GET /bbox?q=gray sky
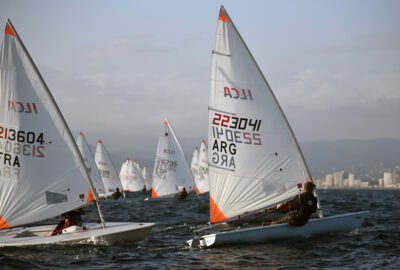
[1,0,400,167]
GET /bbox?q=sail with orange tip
[207,6,311,223]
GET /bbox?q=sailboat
[76,132,105,197]
[151,119,194,198]
[196,140,210,194]
[187,6,368,248]
[0,19,154,246]
[142,165,153,191]
[119,159,145,192]
[95,139,125,198]
[190,146,199,192]
[133,160,146,190]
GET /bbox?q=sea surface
[0,189,399,269]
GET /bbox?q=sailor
[111,187,122,200]
[51,208,84,235]
[175,187,189,200]
[266,182,318,226]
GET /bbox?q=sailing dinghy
[151,119,194,198]
[190,146,199,192]
[95,140,125,198]
[187,6,368,248]
[0,20,153,247]
[119,159,145,192]
[76,132,105,197]
[142,165,153,191]
[196,140,210,195]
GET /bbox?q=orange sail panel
[0,216,10,229]
[210,196,226,223]
[151,188,159,198]
[86,188,94,203]
[218,10,228,22]
[4,22,15,36]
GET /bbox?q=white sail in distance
[76,132,105,195]
[208,7,314,223]
[133,160,145,187]
[119,159,145,192]
[0,20,97,229]
[196,140,210,194]
[190,147,199,192]
[142,166,152,191]
[95,140,123,196]
[151,119,194,198]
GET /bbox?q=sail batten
[208,6,319,223]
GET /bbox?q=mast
[219,6,323,217]
[6,19,107,227]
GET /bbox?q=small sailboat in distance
[190,146,199,193]
[187,6,368,248]
[0,19,153,246]
[142,165,153,191]
[196,140,210,195]
[151,119,194,198]
[95,139,125,198]
[119,159,145,192]
[76,132,105,197]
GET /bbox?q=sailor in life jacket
[268,182,318,226]
[175,187,189,200]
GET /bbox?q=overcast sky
[1,0,399,167]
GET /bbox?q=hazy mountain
[301,138,400,178]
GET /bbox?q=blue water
[0,190,399,269]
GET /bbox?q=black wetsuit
[175,190,188,200]
[111,190,122,200]
[274,192,318,226]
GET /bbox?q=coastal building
[384,172,394,187]
[325,174,333,188]
[349,173,355,187]
[379,178,384,187]
[333,171,344,187]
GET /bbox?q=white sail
[196,140,210,194]
[142,166,152,191]
[119,159,145,192]
[95,140,123,196]
[76,132,105,195]
[0,20,96,229]
[151,119,194,198]
[208,7,313,223]
[133,160,145,187]
[190,147,199,192]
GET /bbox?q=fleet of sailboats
[0,6,369,248]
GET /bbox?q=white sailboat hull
[188,211,368,248]
[0,222,154,247]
